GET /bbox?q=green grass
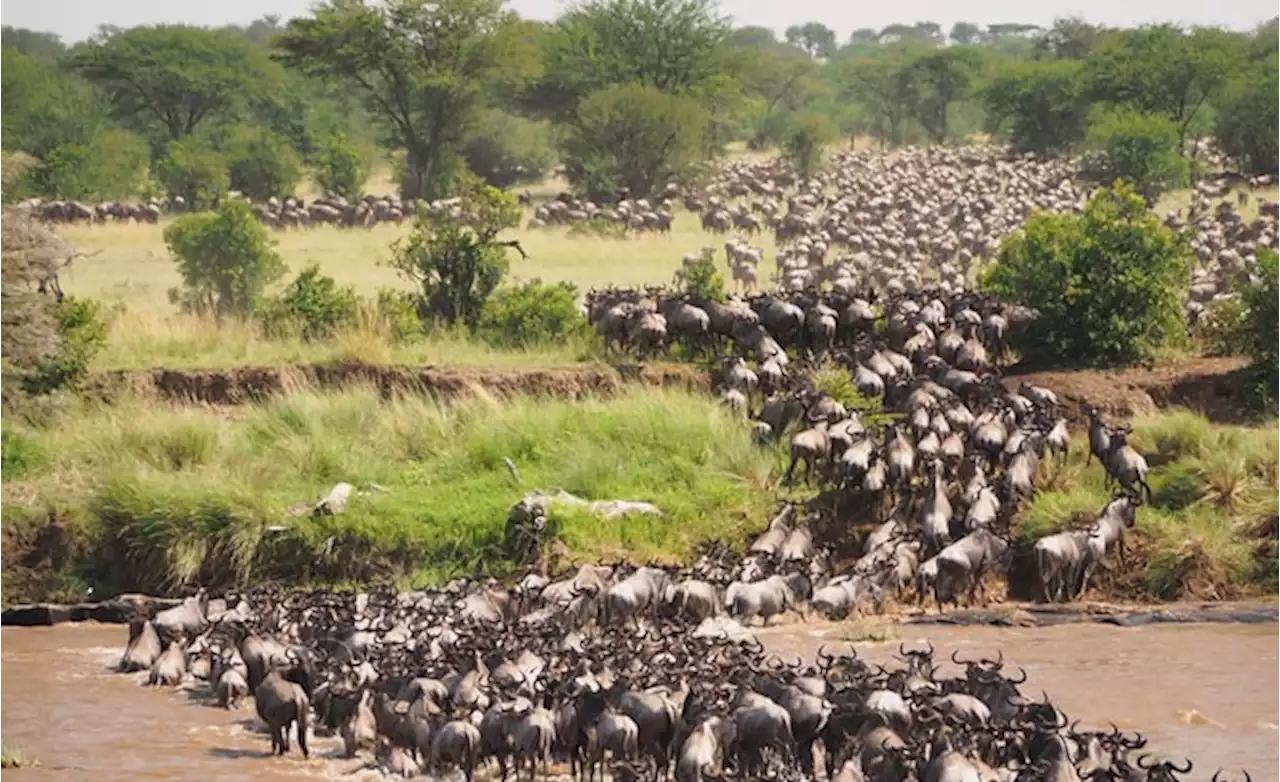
[1,386,780,599]
[1014,410,1278,600]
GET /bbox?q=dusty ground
[1006,356,1251,423]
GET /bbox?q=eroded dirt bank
[87,361,708,405]
[85,356,1251,423]
[2,620,1275,781]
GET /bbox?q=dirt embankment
[1005,356,1252,425]
[88,356,1254,423]
[88,361,708,405]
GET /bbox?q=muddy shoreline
[5,593,1274,628]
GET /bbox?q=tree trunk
[401,146,433,200]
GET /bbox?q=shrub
[780,112,837,178]
[389,176,522,329]
[1241,249,1279,405]
[224,125,303,202]
[477,280,590,348]
[374,289,425,343]
[164,200,287,318]
[1081,108,1188,202]
[1214,53,1279,175]
[257,265,360,341]
[980,181,1190,368]
[19,297,109,396]
[462,109,556,189]
[811,364,889,424]
[314,132,369,201]
[680,256,726,303]
[30,128,150,202]
[155,138,228,211]
[1191,297,1250,357]
[560,83,709,202]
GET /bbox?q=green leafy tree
[980,181,1191,368]
[981,59,1089,155]
[69,25,282,142]
[461,109,555,189]
[163,199,287,317]
[728,37,822,148]
[314,132,370,200]
[784,22,837,58]
[389,176,523,329]
[1213,53,1279,175]
[1032,16,1104,60]
[275,0,523,199]
[906,46,982,143]
[679,256,726,303]
[559,83,709,202]
[529,0,731,123]
[1082,108,1188,201]
[839,50,922,148]
[155,138,229,210]
[1084,25,1236,157]
[781,112,837,177]
[1242,249,1279,406]
[2,26,68,59]
[29,128,150,201]
[949,22,988,45]
[223,125,303,202]
[477,280,590,348]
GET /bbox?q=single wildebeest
[254,652,313,758]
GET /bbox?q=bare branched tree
[0,151,74,389]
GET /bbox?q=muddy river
[2,620,1276,780]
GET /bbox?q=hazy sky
[2,0,1274,43]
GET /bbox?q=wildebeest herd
[119,560,1242,782]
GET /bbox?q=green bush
[462,109,556,190]
[374,289,425,343]
[224,125,303,202]
[560,83,710,202]
[1081,108,1188,201]
[19,297,109,396]
[1242,249,1279,406]
[164,200,287,317]
[1214,53,1279,175]
[780,112,837,178]
[1192,297,1250,357]
[29,128,150,202]
[477,280,590,349]
[389,176,522,329]
[981,181,1191,368]
[257,265,360,341]
[155,138,229,211]
[314,132,369,201]
[680,256,727,303]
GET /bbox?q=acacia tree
[907,47,982,143]
[528,0,731,123]
[981,59,1090,155]
[69,25,280,142]
[1085,25,1236,158]
[784,22,837,58]
[275,0,523,199]
[840,52,918,148]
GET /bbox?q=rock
[2,603,72,626]
[313,482,355,517]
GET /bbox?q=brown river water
[2,620,1276,781]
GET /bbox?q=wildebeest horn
[1137,754,1155,770]
[1007,666,1027,684]
[923,640,934,657]
[1213,771,1224,782]
[951,650,969,665]
[1171,759,1193,774]
[897,642,909,659]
